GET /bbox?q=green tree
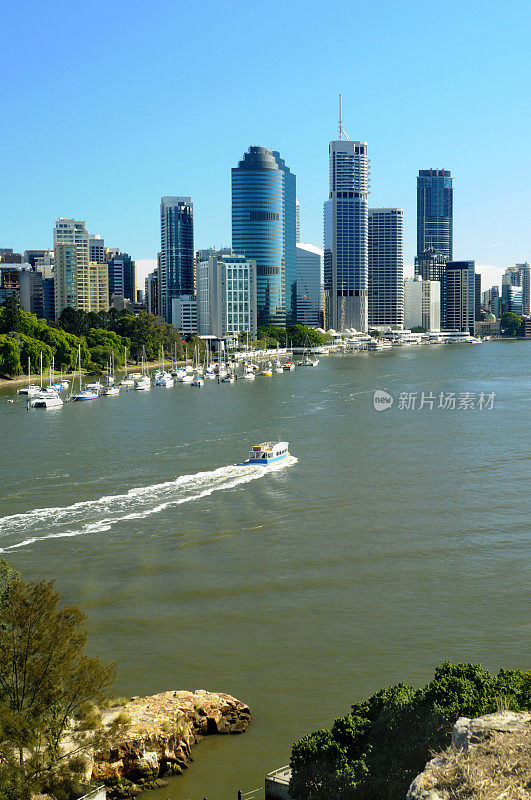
[58,308,87,337]
[0,336,22,377]
[410,326,427,333]
[0,297,22,334]
[12,333,53,374]
[289,662,530,800]
[0,561,127,800]
[500,312,524,337]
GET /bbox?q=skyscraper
[197,252,257,338]
[232,146,296,327]
[404,276,441,331]
[324,139,369,332]
[417,169,453,260]
[368,208,404,328]
[107,252,136,303]
[296,243,324,328]
[442,261,475,334]
[160,196,194,323]
[503,263,530,315]
[296,199,301,243]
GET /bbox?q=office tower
[414,247,446,282]
[514,263,530,315]
[417,169,453,260]
[232,146,296,326]
[19,269,44,317]
[324,139,369,332]
[107,251,136,303]
[501,283,523,316]
[295,243,323,327]
[145,270,158,315]
[404,276,441,331]
[0,249,22,264]
[368,208,404,328]
[0,264,28,304]
[197,252,257,338]
[442,261,475,334]
[171,295,197,335]
[89,235,105,264]
[475,273,482,320]
[54,219,108,315]
[296,200,301,243]
[160,197,194,323]
[502,266,520,286]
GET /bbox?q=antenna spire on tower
[338,93,352,141]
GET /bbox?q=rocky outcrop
[407,711,531,800]
[92,689,251,794]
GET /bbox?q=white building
[324,139,369,332]
[197,253,257,338]
[171,294,197,335]
[296,243,323,327]
[368,208,404,328]
[404,276,440,331]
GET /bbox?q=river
[0,342,529,799]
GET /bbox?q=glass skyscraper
[417,169,453,260]
[324,140,369,332]
[160,196,194,323]
[231,146,296,327]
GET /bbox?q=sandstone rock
[407,711,530,800]
[92,689,251,788]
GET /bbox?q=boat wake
[0,456,297,552]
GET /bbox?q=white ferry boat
[245,441,290,466]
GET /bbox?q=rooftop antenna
[338,93,352,141]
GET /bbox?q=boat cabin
[248,441,289,463]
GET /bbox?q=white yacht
[101,385,120,396]
[31,388,63,408]
[154,371,174,387]
[134,375,151,390]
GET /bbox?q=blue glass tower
[232,146,296,327]
[417,169,453,261]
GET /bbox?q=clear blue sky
[2,0,530,289]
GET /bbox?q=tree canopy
[500,312,524,337]
[289,662,530,800]
[257,324,331,347]
[0,560,127,800]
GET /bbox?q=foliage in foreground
[257,324,331,347]
[0,559,127,800]
[289,662,530,800]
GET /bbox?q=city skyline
[1,1,529,293]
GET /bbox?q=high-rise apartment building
[19,269,44,317]
[368,208,404,328]
[442,261,475,334]
[171,295,197,335]
[107,252,136,303]
[324,139,369,332]
[232,146,296,327]
[54,219,108,316]
[197,252,257,339]
[404,276,440,331]
[417,169,453,261]
[89,235,105,264]
[295,243,323,328]
[159,197,194,323]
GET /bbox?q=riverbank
[0,359,179,390]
